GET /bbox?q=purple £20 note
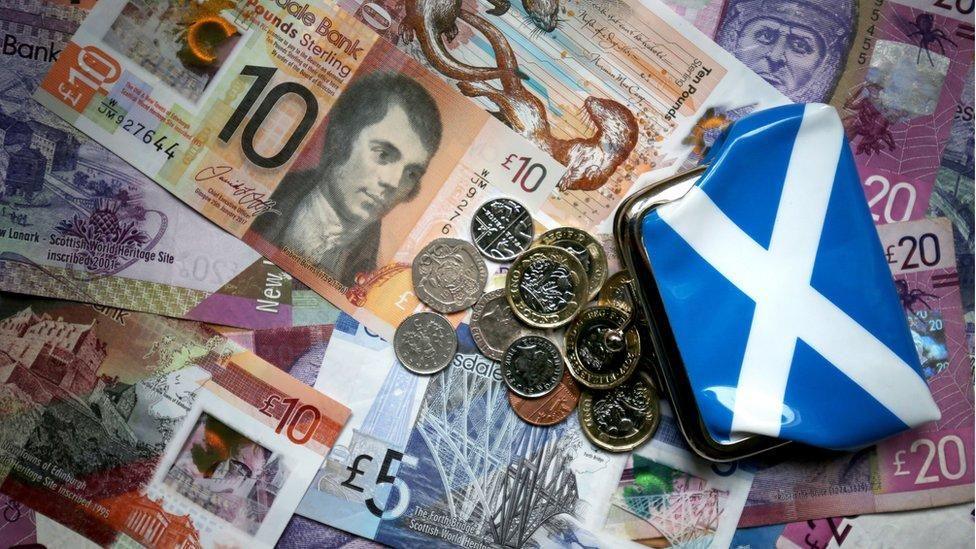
[665,0,974,227]
[874,217,974,499]
[739,217,973,526]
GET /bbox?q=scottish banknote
[0,493,101,549]
[0,0,299,330]
[663,0,974,226]
[34,0,570,340]
[339,0,788,229]
[730,502,975,548]
[221,318,389,548]
[291,313,641,547]
[739,217,974,526]
[0,295,350,548]
[927,67,974,335]
[602,412,753,548]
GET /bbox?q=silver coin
[502,335,564,398]
[470,289,530,361]
[394,312,457,375]
[470,198,534,262]
[412,238,488,313]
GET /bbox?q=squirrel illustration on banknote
[401,0,639,191]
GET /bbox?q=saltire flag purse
[615,104,940,461]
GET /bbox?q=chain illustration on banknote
[0,0,298,330]
[341,0,787,229]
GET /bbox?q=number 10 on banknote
[36,0,565,338]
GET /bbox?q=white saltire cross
[657,105,937,440]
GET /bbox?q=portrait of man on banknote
[715,0,856,103]
[252,72,443,287]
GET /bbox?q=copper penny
[507,370,581,426]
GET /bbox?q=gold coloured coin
[565,305,640,389]
[534,227,607,301]
[598,271,634,316]
[578,370,660,452]
[599,271,662,376]
[505,246,588,328]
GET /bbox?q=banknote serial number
[96,100,180,160]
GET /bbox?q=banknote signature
[195,165,281,216]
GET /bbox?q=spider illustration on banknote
[842,83,896,155]
[904,12,957,66]
[894,278,937,313]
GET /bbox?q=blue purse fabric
[640,103,940,450]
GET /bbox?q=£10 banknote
[0,0,300,330]
[33,0,567,340]
[0,294,350,548]
[338,0,789,229]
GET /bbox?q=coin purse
[615,104,941,461]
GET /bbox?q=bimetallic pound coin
[599,272,662,377]
[598,271,635,316]
[506,246,588,328]
[535,227,608,301]
[394,312,457,375]
[578,370,660,452]
[412,238,487,313]
[470,289,530,361]
[565,306,640,389]
[502,335,564,398]
[508,370,581,426]
[470,198,534,262]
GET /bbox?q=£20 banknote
[664,0,975,226]
[740,217,973,526]
[33,0,567,340]
[0,0,299,330]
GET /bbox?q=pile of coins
[393,198,661,452]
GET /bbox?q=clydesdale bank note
[0,0,298,330]
[33,0,566,340]
[0,294,351,548]
[34,0,789,338]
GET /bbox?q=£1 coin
[565,305,640,389]
[506,246,588,328]
[535,227,607,301]
[578,370,660,452]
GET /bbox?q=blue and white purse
[615,104,940,461]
